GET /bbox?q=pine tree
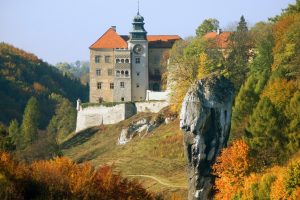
[8,119,20,147]
[20,97,40,147]
[226,15,252,90]
[246,97,287,166]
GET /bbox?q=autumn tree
[168,39,198,112]
[213,140,250,200]
[196,18,220,37]
[20,97,40,148]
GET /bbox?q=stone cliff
[180,75,235,200]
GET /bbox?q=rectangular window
[105,56,111,63]
[136,83,140,88]
[120,82,125,88]
[95,56,100,63]
[135,57,140,64]
[108,69,113,76]
[97,82,102,89]
[137,72,140,76]
[96,69,101,76]
[121,97,125,101]
[110,83,114,89]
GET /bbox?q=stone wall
[135,101,169,113]
[75,101,168,132]
[146,90,169,101]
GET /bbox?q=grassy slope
[61,113,187,198]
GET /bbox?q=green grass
[62,112,187,198]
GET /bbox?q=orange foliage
[262,78,298,109]
[269,166,287,200]
[240,173,260,199]
[213,140,250,200]
[32,82,46,92]
[0,152,153,199]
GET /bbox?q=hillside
[61,112,188,199]
[0,43,88,127]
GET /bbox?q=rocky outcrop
[117,116,164,145]
[180,75,235,200]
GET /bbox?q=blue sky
[0,0,296,64]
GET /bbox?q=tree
[226,15,253,90]
[196,18,219,37]
[8,119,20,147]
[213,140,250,200]
[47,94,77,143]
[246,97,286,166]
[20,97,40,147]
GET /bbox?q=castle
[89,11,181,103]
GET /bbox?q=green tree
[20,97,40,147]
[231,22,274,139]
[246,97,287,166]
[8,119,20,147]
[226,15,253,90]
[47,94,77,143]
[196,18,219,37]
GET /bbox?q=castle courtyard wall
[75,101,169,132]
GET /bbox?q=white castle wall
[135,101,169,113]
[75,101,169,133]
[146,90,169,101]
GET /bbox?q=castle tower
[128,11,149,101]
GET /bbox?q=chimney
[111,26,116,32]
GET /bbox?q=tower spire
[137,0,140,14]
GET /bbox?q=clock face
[133,44,144,54]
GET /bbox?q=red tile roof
[203,32,231,49]
[147,35,181,42]
[90,27,181,49]
[90,28,128,49]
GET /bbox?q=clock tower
[128,11,148,101]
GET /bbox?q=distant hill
[0,42,88,127]
[55,61,89,85]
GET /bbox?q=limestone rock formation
[180,75,235,200]
[117,118,160,145]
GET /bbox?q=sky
[0,0,296,65]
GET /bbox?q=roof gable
[90,28,128,49]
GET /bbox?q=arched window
[116,70,120,77]
[125,70,129,77]
[116,59,120,63]
[125,59,130,63]
[121,59,125,63]
[121,70,124,76]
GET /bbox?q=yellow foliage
[241,173,260,200]
[262,78,298,108]
[197,52,211,79]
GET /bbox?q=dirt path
[126,175,187,189]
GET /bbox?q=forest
[166,1,300,199]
